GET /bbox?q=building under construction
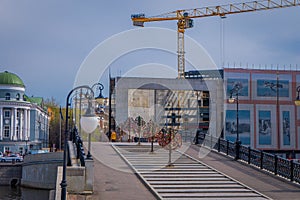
[109,67,300,159]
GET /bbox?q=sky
[0,0,299,105]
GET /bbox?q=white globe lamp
[80,116,98,134]
[80,98,98,159]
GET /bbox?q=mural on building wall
[226,78,248,96]
[225,110,250,145]
[258,110,272,145]
[282,111,291,145]
[128,89,150,108]
[257,79,289,97]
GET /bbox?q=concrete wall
[66,166,86,193]
[21,152,63,189]
[0,163,22,186]
[115,77,224,137]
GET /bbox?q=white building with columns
[0,71,49,155]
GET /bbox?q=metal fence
[197,133,300,184]
[70,127,86,166]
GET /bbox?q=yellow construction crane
[131,0,300,78]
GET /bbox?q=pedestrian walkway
[71,142,300,200]
[68,142,156,200]
[113,143,269,200]
[185,145,300,200]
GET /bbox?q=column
[13,108,18,141]
[19,110,23,140]
[27,109,30,140]
[0,107,3,140]
[45,114,49,147]
[10,108,14,140]
[24,109,28,140]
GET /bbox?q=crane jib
[131,0,300,78]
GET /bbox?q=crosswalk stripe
[113,144,270,200]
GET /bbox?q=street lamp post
[80,96,98,159]
[166,99,176,167]
[84,82,105,159]
[168,113,176,167]
[92,83,104,99]
[229,83,242,160]
[292,86,300,159]
[193,91,200,144]
[129,119,131,142]
[150,123,154,152]
[136,116,144,145]
[61,85,95,200]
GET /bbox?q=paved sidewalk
[68,142,156,200]
[185,145,300,200]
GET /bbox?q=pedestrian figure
[111,130,117,142]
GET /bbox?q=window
[19,147,24,155]
[16,126,19,138]
[17,111,20,118]
[5,93,10,100]
[16,93,20,100]
[4,126,10,138]
[4,110,10,118]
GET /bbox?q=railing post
[274,155,278,175]
[260,150,264,170]
[76,141,80,159]
[235,141,241,160]
[201,133,204,144]
[218,138,221,152]
[67,142,71,166]
[69,128,73,141]
[195,131,199,145]
[248,146,251,164]
[210,135,213,149]
[226,140,229,155]
[290,160,294,182]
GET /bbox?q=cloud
[0,0,299,104]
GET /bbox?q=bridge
[68,140,300,200]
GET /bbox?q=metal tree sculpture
[143,119,161,140]
[156,127,182,167]
[143,119,162,152]
[119,117,138,142]
[156,128,182,150]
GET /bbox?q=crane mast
[177,15,193,78]
[131,0,300,79]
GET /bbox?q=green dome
[0,71,25,87]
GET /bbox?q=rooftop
[0,71,25,87]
